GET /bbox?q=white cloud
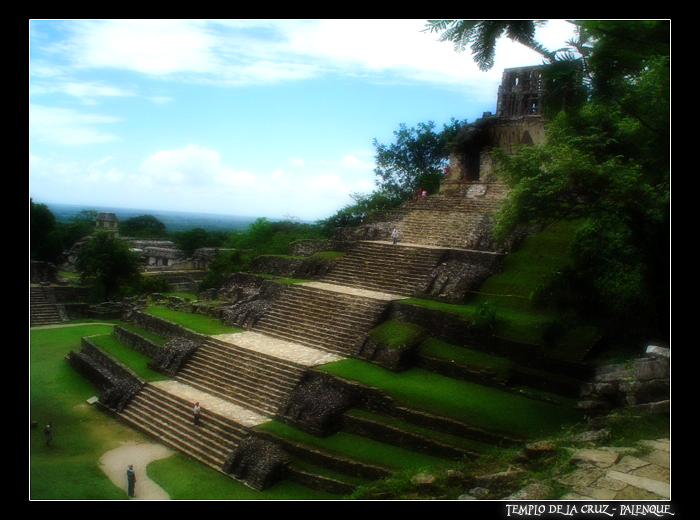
[30,80,134,105]
[67,20,220,75]
[85,156,125,183]
[216,169,257,188]
[140,144,239,186]
[339,154,372,169]
[29,19,578,221]
[31,19,576,100]
[29,104,122,146]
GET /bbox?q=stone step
[176,360,289,416]
[118,383,254,474]
[31,306,64,323]
[278,287,385,317]
[202,338,306,382]
[254,316,362,355]
[173,376,278,417]
[253,285,389,356]
[30,287,66,326]
[392,182,509,249]
[320,242,444,296]
[260,293,384,328]
[174,339,307,416]
[320,271,424,295]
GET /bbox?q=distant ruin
[95,212,120,236]
[64,211,190,272]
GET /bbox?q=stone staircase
[30,286,66,326]
[116,381,261,475]
[319,241,445,296]
[174,335,310,416]
[395,182,510,249]
[111,330,344,485]
[252,283,392,357]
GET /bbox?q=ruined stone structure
[496,66,546,118]
[443,65,546,189]
[129,240,187,268]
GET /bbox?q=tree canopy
[423,20,553,71]
[74,232,142,301]
[119,214,168,238]
[373,119,465,199]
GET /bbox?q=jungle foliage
[428,20,669,342]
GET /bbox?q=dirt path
[99,441,175,500]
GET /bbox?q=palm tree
[423,20,558,71]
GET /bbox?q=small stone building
[138,244,187,268]
[95,212,119,236]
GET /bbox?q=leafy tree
[172,227,226,257]
[74,232,142,301]
[30,200,64,263]
[120,215,168,238]
[319,118,464,234]
[373,119,465,199]
[56,209,98,250]
[317,191,401,235]
[199,249,248,293]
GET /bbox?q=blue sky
[29,19,576,222]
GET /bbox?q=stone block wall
[126,309,205,343]
[65,337,144,411]
[578,346,670,419]
[418,249,504,302]
[113,325,162,358]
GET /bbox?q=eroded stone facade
[444,65,547,187]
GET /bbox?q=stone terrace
[251,282,397,356]
[394,181,510,250]
[63,179,658,496]
[71,180,532,491]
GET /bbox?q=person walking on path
[126,464,137,498]
[193,402,201,426]
[391,228,399,245]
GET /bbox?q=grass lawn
[257,420,448,473]
[143,306,242,335]
[318,359,582,440]
[30,322,140,500]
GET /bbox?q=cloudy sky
[29,19,576,221]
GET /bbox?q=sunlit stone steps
[174,334,313,416]
[30,286,66,326]
[319,241,445,296]
[395,181,510,249]
[117,380,263,474]
[252,283,392,356]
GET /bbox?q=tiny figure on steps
[391,228,399,245]
[193,401,201,425]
